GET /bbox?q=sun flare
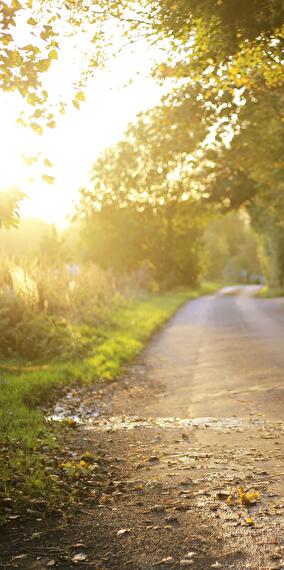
[1,38,163,226]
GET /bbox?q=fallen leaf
[72,553,87,562]
[151,504,165,513]
[80,451,95,463]
[65,417,78,428]
[154,557,175,566]
[117,528,131,537]
[165,516,178,524]
[239,487,260,506]
[31,532,42,540]
[148,456,160,463]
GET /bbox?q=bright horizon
[1,34,165,227]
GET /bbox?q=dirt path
[2,287,284,569]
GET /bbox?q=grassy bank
[0,284,217,513]
[257,286,284,298]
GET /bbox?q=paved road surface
[143,285,284,421]
[3,286,284,570]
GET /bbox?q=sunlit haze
[1,40,164,226]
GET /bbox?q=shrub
[0,255,149,361]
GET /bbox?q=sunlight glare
[1,34,164,226]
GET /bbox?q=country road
[3,286,284,570]
[140,285,284,422]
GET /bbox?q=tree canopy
[76,0,283,284]
[1,0,284,285]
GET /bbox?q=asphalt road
[3,286,284,570]
[142,285,284,422]
[91,285,284,570]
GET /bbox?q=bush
[0,255,149,361]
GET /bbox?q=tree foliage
[76,0,284,286]
[1,0,284,286]
[0,187,25,228]
[204,212,261,282]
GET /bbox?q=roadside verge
[0,283,218,520]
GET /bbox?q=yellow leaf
[42,174,55,184]
[76,90,85,102]
[72,99,80,110]
[80,451,95,463]
[238,488,260,506]
[27,92,39,105]
[27,17,37,25]
[30,122,43,135]
[23,44,37,52]
[47,120,56,129]
[245,491,260,503]
[48,49,58,60]
[59,103,66,115]
[23,154,38,165]
[12,0,23,9]
[37,59,51,72]
[17,117,26,126]
[246,517,254,526]
[44,158,53,168]
[2,34,13,46]
[65,417,77,427]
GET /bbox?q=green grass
[257,286,284,298]
[0,284,219,510]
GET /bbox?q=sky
[0,20,164,226]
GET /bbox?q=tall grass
[0,255,218,514]
[0,255,154,361]
[0,288,205,513]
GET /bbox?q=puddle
[49,387,102,423]
[49,406,101,423]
